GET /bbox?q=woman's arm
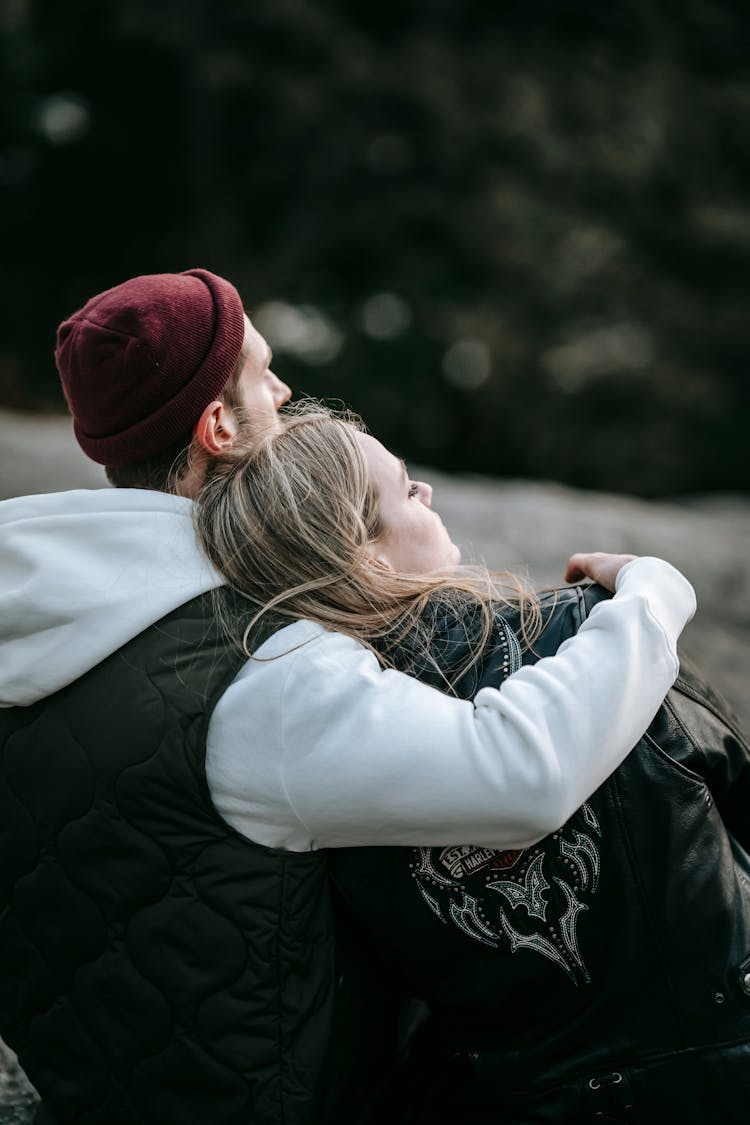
[208,556,695,850]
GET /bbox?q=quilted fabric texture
[0,593,334,1125]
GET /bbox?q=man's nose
[271,373,292,407]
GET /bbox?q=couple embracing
[1,269,748,1125]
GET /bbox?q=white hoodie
[0,488,696,851]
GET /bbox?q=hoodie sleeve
[208,557,695,851]
[277,558,694,848]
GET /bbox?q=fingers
[565,552,604,583]
[565,552,637,592]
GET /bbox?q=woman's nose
[420,482,433,508]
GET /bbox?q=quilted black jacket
[0,592,338,1125]
[332,585,750,1124]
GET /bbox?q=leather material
[332,585,750,1123]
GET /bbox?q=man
[0,269,694,1125]
[64,268,292,491]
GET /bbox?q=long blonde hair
[195,401,540,691]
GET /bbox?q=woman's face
[356,432,461,573]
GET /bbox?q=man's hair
[194,401,541,691]
[105,349,246,492]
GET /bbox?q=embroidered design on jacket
[487,851,549,920]
[408,803,602,984]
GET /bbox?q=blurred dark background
[1,0,748,497]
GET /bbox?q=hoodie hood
[0,488,223,707]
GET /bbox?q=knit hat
[55,268,246,466]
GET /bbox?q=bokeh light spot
[441,339,492,391]
[36,94,91,145]
[252,301,343,366]
[360,292,412,340]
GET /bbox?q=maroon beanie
[55,268,246,466]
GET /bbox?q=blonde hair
[195,401,540,692]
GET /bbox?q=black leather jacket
[331,585,750,1125]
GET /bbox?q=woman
[195,401,691,852]
[192,403,750,1123]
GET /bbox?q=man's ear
[193,400,239,455]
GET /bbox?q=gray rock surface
[0,1042,36,1124]
[427,465,749,728]
[1,408,748,1119]
[4,408,743,718]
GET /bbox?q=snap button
[739,956,750,995]
[589,1072,622,1090]
[714,991,725,1005]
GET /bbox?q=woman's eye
[408,482,419,498]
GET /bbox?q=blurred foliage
[1,0,748,496]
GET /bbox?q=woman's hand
[565,552,638,593]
